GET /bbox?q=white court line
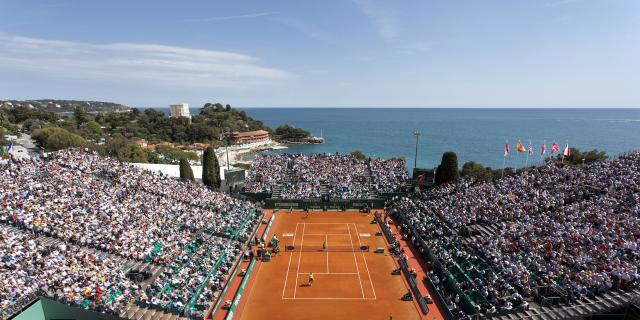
[293,223,305,298]
[282,223,299,299]
[325,234,329,273]
[304,233,350,236]
[297,222,354,224]
[353,223,362,246]
[297,272,359,275]
[283,297,376,300]
[348,224,365,299]
[354,223,377,300]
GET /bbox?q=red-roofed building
[228,130,269,145]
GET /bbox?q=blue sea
[151,108,640,169]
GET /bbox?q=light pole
[225,132,230,171]
[413,131,421,170]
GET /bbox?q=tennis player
[308,272,315,286]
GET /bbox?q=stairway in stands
[466,223,501,243]
[626,302,640,320]
[320,184,329,197]
[363,166,378,199]
[496,288,640,320]
[272,170,300,199]
[272,184,282,198]
[367,187,379,199]
[120,305,192,320]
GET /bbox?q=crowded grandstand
[386,152,640,318]
[245,153,410,199]
[2,148,640,319]
[1,149,261,319]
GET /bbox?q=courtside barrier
[260,213,276,243]
[225,258,256,320]
[264,198,386,210]
[424,273,456,320]
[239,192,272,202]
[374,213,429,315]
[398,258,430,315]
[208,255,244,317]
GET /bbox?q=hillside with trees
[0,102,312,164]
[0,99,129,113]
[94,103,271,144]
[273,124,311,143]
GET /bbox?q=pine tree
[179,158,194,181]
[202,145,220,188]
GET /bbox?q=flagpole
[519,140,524,170]
[525,140,529,168]
[501,140,507,178]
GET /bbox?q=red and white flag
[564,142,571,157]
[527,141,533,156]
[541,140,547,156]
[551,141,560,154]
[504,142,510,157]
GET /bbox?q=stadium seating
[386,152,640,318]
[0,149,261,319]
[245,153,408,199]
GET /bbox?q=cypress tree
[179,158,194,181]
[212,149,221,189]
[202,145,220,189]
[435,151,460,185]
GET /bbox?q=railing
[423,276,456,320]
[186,209,262,315]
[205,210,266,319]
[0,292,39,320]
[393,211,481,317]
[207,254,244,318]
[374,213,429,315]
[261,213,275,243]
[224,258,257,320]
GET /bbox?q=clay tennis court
[237,211,422,319]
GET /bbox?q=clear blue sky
[0,0,638,108]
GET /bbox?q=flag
[551,141,560,154]
[564,142,571,157]
[516,141,526,153]
[504,142,509,157]
[527,141,533,156]
[541,140,547,156]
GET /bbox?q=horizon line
[137,105,640,109]
[238,106,640,109]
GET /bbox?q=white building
[169,103,191,119]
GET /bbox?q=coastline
[215,139,287,168]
